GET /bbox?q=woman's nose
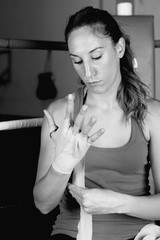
[84,62,95,79]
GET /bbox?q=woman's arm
[33,94,104,214]
[123,99,160,220]
[68,184,160,219]
[33,98,71,214]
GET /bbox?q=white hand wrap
[73,158,93,240]
[52,125,90,174]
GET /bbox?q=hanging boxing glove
[36,50,57,100]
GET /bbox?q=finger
[43,109,58,138]
[134,233,141,240]
[68,184,85,205]
[134,224,160,240]
[72,105,88,135]
[65,94,74,125]
[68,184,84,196]
[81,116,97,136]
[134,232,148,240]
[143,235,157,240]
[135,233,156,240]
[71,193,82,206]
[43,109,55,127]
[68,184,80,199]
[88,128,105,144]
[68,183,81,192]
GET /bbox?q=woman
[33,6,160,240]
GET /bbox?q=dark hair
[65,6,150,124]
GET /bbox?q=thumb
[43,109,58,138]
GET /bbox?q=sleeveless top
[51,86,152,240]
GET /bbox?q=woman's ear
[116,37,125,58]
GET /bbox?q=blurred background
[0,0,160,118]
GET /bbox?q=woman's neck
[85,87,119,111]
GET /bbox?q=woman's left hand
[68,183,121,215]
[134,223,160,240]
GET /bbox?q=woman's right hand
[44,94,105,174]
[134,223,160,240]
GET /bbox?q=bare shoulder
[145,98,160,136]
[146,98,160,119]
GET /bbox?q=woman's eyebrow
[69,53,79,57]
[69,47,103,57]
[89,47,103,54]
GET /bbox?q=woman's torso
[51,86,152,240]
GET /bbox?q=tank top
[51,86,152,240]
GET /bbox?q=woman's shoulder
[144,98,160,137]
[146,97,160,118]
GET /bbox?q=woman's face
[68,26,125,94]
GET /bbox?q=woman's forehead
[68,26,111,53]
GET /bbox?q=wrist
[103,190,130,214]
[52,161,72,175]
[52,154,74,174]
[113,191,132,214]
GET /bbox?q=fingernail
[43,109,48,117]
[91,116,96,123]
[68,94,72,100]
[82,105,88,111]
[67,183,71,188]
[100,128,105,134]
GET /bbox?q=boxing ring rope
[0,39,69,131]
[0,39,68,50]
[0,38,160,50]
[0,37,160,131]
[0,117,43,131]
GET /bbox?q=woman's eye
[74,60,83,65]
[92,55,102,60]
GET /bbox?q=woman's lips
[89,80,103,85]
